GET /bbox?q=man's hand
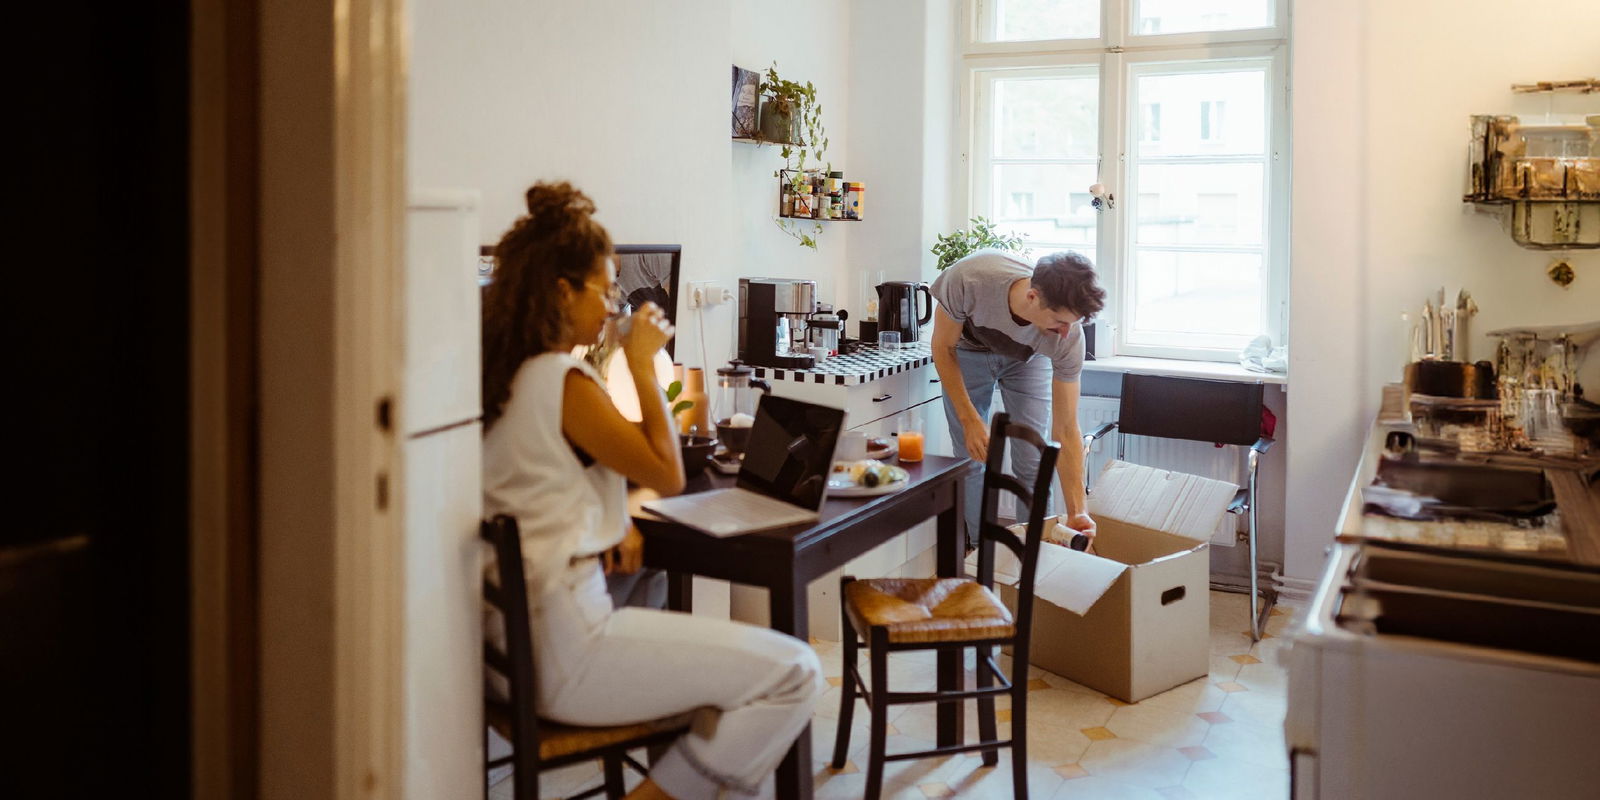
[603,524,645,575]
[1063,512,1097,543]
[960,416,990,462]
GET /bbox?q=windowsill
[1083,355,1288,385]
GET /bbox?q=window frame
[960,0,1290,363]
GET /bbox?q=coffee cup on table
[837,430,868,462]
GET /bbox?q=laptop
[643,394,845,537]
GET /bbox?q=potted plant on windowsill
[930,216,1030,271]
[760,62,829,250]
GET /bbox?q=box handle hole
[1160,586,1186,606]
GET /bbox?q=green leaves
[931,216,1031,271]
[765,60,830,251]
[665,380,683,402]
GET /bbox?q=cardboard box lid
[1088,460,1237,543]
[966,460,1233,615]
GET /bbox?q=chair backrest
[973,413,1060,646]
[1118,373,1264,447]
[481,515,540,800]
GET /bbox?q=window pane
[1134,0,1272,35]
[994,0,1100,41]
[992,164,1100,247]
[1133,163,1264,246]
[1129,249,1262,339]
[994,76,1098,158]
[1134,69,1266,158]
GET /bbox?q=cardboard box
[975,461,1232,702]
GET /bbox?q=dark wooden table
[631,454,978,800]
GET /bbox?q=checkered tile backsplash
[750,341,933,386]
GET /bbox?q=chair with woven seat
[481,515,690,800]
[831,413,1060,799]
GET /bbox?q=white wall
[409,0,866,374]
[1287,0,1600,584]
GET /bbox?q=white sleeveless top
[482,352,628,596]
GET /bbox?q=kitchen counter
[1337,419,1600,567]
[750,341,932,386]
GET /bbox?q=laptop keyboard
[655,488,814,535]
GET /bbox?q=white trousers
[532,561,823,798]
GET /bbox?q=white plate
[865,438,898,460]
[827,463,910,498]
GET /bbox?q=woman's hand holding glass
[621,302,674,364]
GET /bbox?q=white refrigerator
[402,190,484,799]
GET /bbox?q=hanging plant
[761,62,829,250]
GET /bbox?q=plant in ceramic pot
[930,216,1030,271]
[760,62,829,250]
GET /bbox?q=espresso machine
[738,278,818,369]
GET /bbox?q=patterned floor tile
[1078,737,1194,789]
[1028,687,1118,730]
[1051,774,1169,799]
[1081,726,1118,741]
[1215,681,1249,693]
[1105,703,1212,748]
[1137,678,1228,715]
[1177,746,1216,761]
[1182,755,1289,800]
[1054,763,1090,780]
[1195,711,1231,725]
[1200,714,1288,771]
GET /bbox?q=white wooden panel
[404,191,481,434]
[403,424,482,798]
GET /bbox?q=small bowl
[680,435,718,479]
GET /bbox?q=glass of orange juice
[897,408,925,463]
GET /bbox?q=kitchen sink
[1337,547,1600,663]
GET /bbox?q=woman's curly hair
[481,182,613,431]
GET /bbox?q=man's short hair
[1032,251,1106,319]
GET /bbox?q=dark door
[8,3,192,798]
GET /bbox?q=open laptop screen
[735,395,844,512]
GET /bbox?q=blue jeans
[942,347,1054,547]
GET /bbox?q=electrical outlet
[687,280,725,309]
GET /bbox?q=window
[965,0,1288,361]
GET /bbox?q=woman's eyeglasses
[584,280,625,315]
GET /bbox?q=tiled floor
[493,591,1294,799]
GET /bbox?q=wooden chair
[481,515,689,800]
[1082,372,1277,639]
[831,413,1060,799]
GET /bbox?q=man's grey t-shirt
[930,249,1085,382]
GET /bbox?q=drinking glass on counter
[877,330,901,351]
[897,407,924,463]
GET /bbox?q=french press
[713,361,771,457]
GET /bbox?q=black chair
[831,413,1059,799]
[480,515,689,800]
[1082,373,1277,640]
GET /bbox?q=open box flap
[966,460,1232,615]
[967,531,1129,614]
[1088,460,1237,544]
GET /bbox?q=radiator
[1078,396,1243,546]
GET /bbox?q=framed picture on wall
[731,65,759,138]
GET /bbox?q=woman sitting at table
[482,181,822,800]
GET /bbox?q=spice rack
[777,168,864,223]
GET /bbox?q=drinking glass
[897,407,925,463]
[877,330,902,351]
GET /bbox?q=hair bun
[524,181,596,226]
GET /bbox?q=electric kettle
[876,281,933,343]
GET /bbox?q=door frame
[192,0,407,796]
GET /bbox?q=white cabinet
[753,364,949,640]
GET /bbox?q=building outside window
[965,0,1289,361]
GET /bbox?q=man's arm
[1051,377,1095,538]
[931,306,989,461]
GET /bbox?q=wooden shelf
[777,215,859,222]
[732,136,806,147]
